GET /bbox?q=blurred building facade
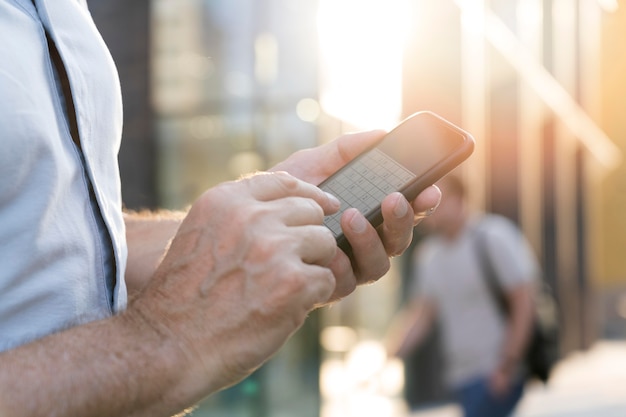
[401,0,623,355]
[89,0,626,416]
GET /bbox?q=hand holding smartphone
[319,111,475,253]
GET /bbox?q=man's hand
[489,362,516,397]
[271,130,442,301]
[127,172,341,402]
[0,133,440,417]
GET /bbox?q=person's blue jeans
[452,375,525,417]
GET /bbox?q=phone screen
[319,111,474,250]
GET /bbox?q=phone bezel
[319,111,475,253]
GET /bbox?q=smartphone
[319,111,475,253]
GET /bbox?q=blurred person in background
[0,0,442,416]
[387,175,537,417]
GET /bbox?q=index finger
[242,171,340,215]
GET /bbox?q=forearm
[124,210,185,295]
[386,300,434,359]
[499,285,534,370]
[0,311,197,417]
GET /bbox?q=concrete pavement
[410,341,626,417]
[515,341,626,417]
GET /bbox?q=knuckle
[208,179,239,199]
[245,203,270,223]
[304,198,325,223]
[193,182,236,214]
[248,231,286,260]
[272,266,307,302]
[273,171,299,190]
[321,227,338,252]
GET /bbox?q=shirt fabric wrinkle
[0,0,128,352]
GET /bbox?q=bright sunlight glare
[320,340,406,417]
[597,0,619,13]
[317,0,411,130]
[455,0,621,169]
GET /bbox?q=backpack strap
[472,221,510,317]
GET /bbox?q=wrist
[498,352,521,374]
[120,299,208,413]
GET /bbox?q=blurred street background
[88,0,626,415]
[411,341,626,417]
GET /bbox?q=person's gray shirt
[412,214,538,387]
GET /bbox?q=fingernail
[393,195,409,218]
[349,212,368,233]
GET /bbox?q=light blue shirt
[0,0,128,351]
